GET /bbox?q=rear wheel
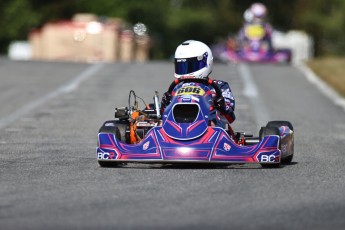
[259,126,281,168]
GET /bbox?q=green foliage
[164,7,216,56]
[1,0,345,57]
[292,0,345,55]
[0,0,40,52]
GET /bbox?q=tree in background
[0,0,40,53]
[0,0,344,58]
[292,0,345,56]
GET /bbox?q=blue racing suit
[208,79,236,127]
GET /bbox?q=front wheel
[266,120,294,164]
[98,120,127,167]
[98,161,126,168]
[99,120,128,143]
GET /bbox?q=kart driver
[238,3,273,51]
[161,40,236,128]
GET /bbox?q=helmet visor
[175,52,208,75]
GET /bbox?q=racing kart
[97,78,294,168]
[213,23,291,63]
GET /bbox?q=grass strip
[307,57,345,97]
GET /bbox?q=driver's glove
[214,96,226,113]
[161,92,172,108]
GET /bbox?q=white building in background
[8,41,32,60]
[272,30,314,63]
[8,14,151,63]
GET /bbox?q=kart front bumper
[97,127,281,165]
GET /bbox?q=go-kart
[214,23,291,63]
[97,78,294,168]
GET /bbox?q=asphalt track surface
[1,58,345,230]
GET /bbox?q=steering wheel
[167,78,223,100]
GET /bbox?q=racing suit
[161,78,235,128]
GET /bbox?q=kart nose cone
[162,103,208,140]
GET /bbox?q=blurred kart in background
[213,23,292,64]
[96,78,294,168]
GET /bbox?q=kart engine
[134,118,159,140]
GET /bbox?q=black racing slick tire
[259,126,280,139]
[99,120,128,143]
[266,120,293,131]
[266,121,294,164]
[98,120,127,168]
[98,161,121,168]
[259,126,281,168]
[99,124,121,139]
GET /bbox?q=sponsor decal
[98,152,108,159]
[97,152,117,160]
[143,141,150,150]
[182,82,195,87]
[98,152,116,160]
[223,142,231,151]
[281,143,288,154]
[176,86,205,96]
[260,154,277,162]
[181,96,192,102]
[222,89,233,99]
[176,59,186,62]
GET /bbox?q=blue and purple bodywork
[221,46,291,64]
[97,83,282,165]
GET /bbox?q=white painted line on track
[0,63,105,130]
[295,62,345,113]
[237,63,271,130]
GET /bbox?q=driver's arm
[213,80,236,123]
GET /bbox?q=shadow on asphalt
[97,161,298,170]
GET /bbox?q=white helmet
[243,9,254,23]
[174,40,213,79]
[250,3,267,19]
